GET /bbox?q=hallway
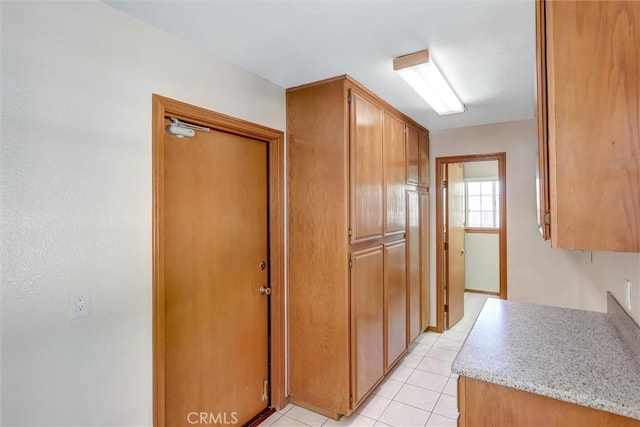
[261,293,492,426]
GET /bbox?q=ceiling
[104,0,536,131]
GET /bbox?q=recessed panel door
[385,241,408,369]
[350,91,384,244]
[407,190,421,343]
[351,246,384,406]
[384,112,406,236]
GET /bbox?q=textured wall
[0,1,284,425]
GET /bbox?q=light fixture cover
[393,50,465,115]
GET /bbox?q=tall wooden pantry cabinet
[287,75,430,418]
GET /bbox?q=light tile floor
[260,293,491,427]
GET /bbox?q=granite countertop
[451,298,640,420]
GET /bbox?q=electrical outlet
[69,288,91,319]
[625,280,632,311]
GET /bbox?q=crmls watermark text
[187,411,239,425]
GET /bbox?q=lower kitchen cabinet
[458,376,640,427]
[350,246,385,406]
[384,241,407,370]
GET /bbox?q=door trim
[434,153,507,333]
[152,95,286,426]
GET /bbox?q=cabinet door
[535,0,551,241]
[351,246,384,406]
[350,91,384,244]
[418,130,430,188]
[544,1,640,251]
[419,191,430,331]
[406,124,419,186]
[384,241,407,369]
[384,112,407,236]
[406,190,421,344]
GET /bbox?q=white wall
[430,120,579,322]
[429,120,640,325]
[1,2,285,425]
[463,160,498,179]
[576,251,640,323]
[464,233,500,293]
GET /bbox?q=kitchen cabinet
[384,112,407,236]
[351,92,384,244]
[418,131,430,188]
[453,297,640,426]
[384,241,407,370]
[287,75,429,417]
[419,190,430,332]
[536,0,640,252]
[406,123,430,188]
[406,124,420,186]
[458,376,640,427]
[407,189,430,343]
[406,190,421,343]
[350,246,384,406]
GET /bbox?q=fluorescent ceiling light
[393,50,465,115]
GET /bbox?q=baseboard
[465,289,499,296]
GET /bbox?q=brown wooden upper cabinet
[418,130,429,188]
[419,130,430,188]
[384,112,407,236]
[406,124,420,186]
[536,0,640,252]
[406,123,430,189]
[350,91,384,244]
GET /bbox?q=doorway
[435,153,507,332]
[152,95,285,426]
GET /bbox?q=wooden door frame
[152,94,286,426]
[434,153,507,333]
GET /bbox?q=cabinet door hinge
[349,260,353,268]
[544,211,551,225]
[349,395,353,404]
[444,241,448,250]
[443,180,448,188]
[347,94,352,104]
[444,304,449,313]
[348,228,353,237]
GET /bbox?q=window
[466,180,499,228]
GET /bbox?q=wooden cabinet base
[458,376,640,427]
[289,397,341,420]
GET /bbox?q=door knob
[259,286,272,296]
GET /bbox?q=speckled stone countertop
[451,299,640,420]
